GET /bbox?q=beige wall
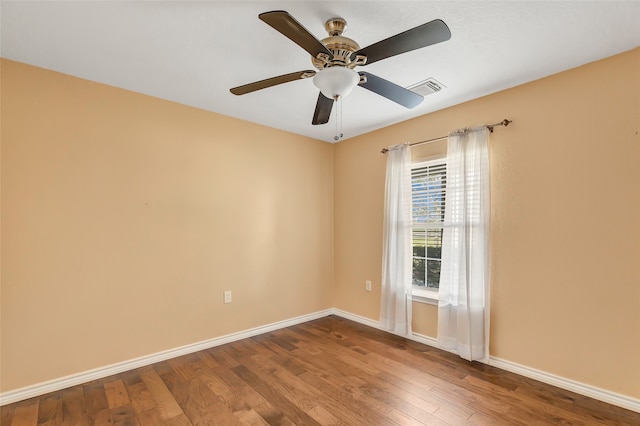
[2,47,639,401]
[0,60,334,392]
[334,47,640,398]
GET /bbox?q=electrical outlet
[365,280,372,292]
[224,291,232,304]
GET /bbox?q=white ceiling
[2,1,639,143]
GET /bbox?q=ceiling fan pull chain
[334,95,340,141]
[333,95,345,141]
[340,98,344,139]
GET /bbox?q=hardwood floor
[2,315,638,425]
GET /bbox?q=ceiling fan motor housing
[312,18,366,69]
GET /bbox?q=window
[411,159,446,296]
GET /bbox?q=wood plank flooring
[2,315,639,425]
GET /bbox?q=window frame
[410,155,447,305]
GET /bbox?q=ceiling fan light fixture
[313,67,359,99]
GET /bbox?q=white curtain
[437,127,491,361]
[380,143,412,335]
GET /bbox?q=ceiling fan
[230,11,451,125]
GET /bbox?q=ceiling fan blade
[259,11,333,60]
[230,70,316,95]
[352,19,451,66]
[358,72,423,108]
[312,92,334,125]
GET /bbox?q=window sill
[412,287,439,305]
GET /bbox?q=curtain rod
[380,119,512,154]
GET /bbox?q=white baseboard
[488,356,640,413]
[331,308,442,350]
[3,307,639,414]
[331,308,381,329]
[330,309,640,413]
[0,309,333,406]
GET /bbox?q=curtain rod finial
[488,119,512,133]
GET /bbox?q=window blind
[411,162,446,225]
